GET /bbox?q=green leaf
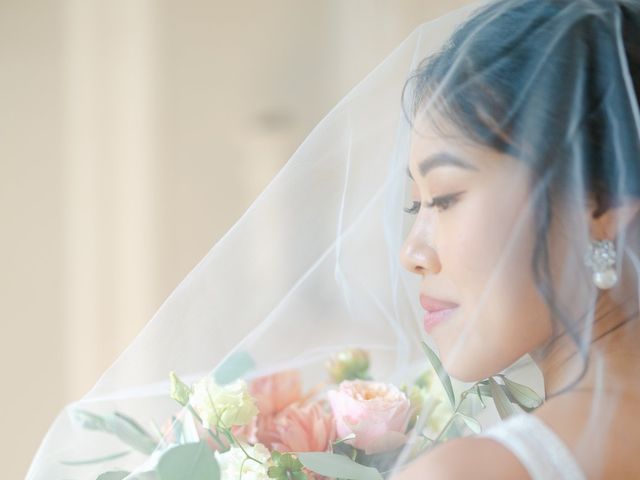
[178,410,202,444]
[105,411,158,455]
[268,466,284,479]
[71,409,108,431]
[455,412,482,434]
[71,409,158,456]
[421,341,455,408]
[475,384,486,408]
[474,384,516,403]
[97,472,130,480]
[332,433,356,446]
[214,350,255,385]
[127,472,159,480]
[60,450,131,466]
[473,379,542,413]
[500,376,544,410]
[296,452,383,480]
[268,453,305,480]
[279,454,303,471]
[157,441,220,480]
[488,377,516,420]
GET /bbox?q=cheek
[434,193,552,380]
[436,192,519,277]
[437,190,546,330]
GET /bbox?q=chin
[440,351,508,383]
[446,364,490,383]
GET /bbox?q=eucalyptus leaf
[214,350,255,385]
[296,452,383,480]
[474,384,517,404]
[501,376,544,409]
[60,450,131,466]
[168,415,184,445]
[332,433,356,445]
[475,384,486,408]
[421,341,455,408]
[113,411,155,438]
[455,412,482,434]
[348,445,406,473]
[157,441,220,480]
[128,471,160,479]
[179,410,201,444]
[105,411,158,455]
[473,381,541,412]
[71,409,108,431]
[97,472,130,480]
[71,408,158,455]
[488,377,516,420]
[151,419,167,449]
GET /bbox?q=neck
[532,290,640,401]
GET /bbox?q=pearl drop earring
[585,239,618,290]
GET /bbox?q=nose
[400,220,441,275]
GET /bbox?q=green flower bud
[326,348,370,383]
[169,371,192,407]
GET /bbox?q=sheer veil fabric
[27,0,640,478]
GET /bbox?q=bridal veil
[27,0,640,478]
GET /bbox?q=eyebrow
[406,152,478,180]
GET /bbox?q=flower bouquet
[69,342,542,480]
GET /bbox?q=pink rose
[328,380,411,455]
[249,370,303,416]
[257,400,336,452]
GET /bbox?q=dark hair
[402,0,640,398]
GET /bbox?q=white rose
[190,377,258,429]
[215,443,271,480]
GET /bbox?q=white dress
[478,412,587,480]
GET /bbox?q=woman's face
[400,118,555,381]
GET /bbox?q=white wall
[0,0,476,477]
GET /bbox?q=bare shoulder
[533,392,640,478]
[391,435,531,480]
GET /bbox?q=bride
[395,0,640,478]
[27,0,640,478]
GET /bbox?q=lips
[419,294,458,313]
[420,294,458,334]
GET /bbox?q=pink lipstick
[420,294,458,333]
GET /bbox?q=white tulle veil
[27,0,640,478]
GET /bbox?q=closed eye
[403,192,464,215]
[403,200,421,215]
[427,192,464,212]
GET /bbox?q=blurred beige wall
[0,0,476,477]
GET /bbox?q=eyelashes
[403,192,464,215]
[403,201,421,215]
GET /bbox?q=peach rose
[249,370,302,416]
[328,380,411,454]
[256,400,336,452]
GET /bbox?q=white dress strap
[478,412,587,480]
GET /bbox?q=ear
[589,198,640,240]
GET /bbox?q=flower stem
[219,426,262,465]
[187,404,227,450]
[433,391,469,445]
